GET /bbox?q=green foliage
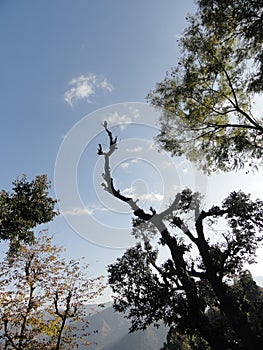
[0,175,57,255]
[198,0,263,92]
[147,2,263,173]
[161,271,263,350]
[0,233,105,349]
[160,326,210,350]
[229,270,263,335]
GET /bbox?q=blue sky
[1,0,263,301]
[0,0,193,182]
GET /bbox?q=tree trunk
[161,229,230,350]
[198,238,263,350]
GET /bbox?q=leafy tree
[98,126,263,350]
[0,175,57,255]
[160,271,263,350]
[160,325,209,350]
[229,270,263,336]
[147,2,263,173]
[0,233,105,349]
[198,0,263,92]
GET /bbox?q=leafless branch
[98,123,154,221]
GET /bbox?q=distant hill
[77,304,168,350]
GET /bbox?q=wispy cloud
[120,159,141,169]
[140,193,164,202]
[64,73,113,106]
[65,207,94,216]
[120,162,130,169]
[122,187,135,197]
[105,111,132,130]
[122,186,163,202]
[126,146,143,153]
[64,206,109,216]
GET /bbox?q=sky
[0,0,262,302]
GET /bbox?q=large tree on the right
[148,0,263,174]
[97,127,263,350]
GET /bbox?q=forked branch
[98,123,154,221]
[97,123,187,226]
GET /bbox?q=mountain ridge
[78,304,168,350]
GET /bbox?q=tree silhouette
[98,125,263,350]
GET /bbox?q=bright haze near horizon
[1,0,262,302]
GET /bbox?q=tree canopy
[98,126,263,350]
[0,175,57,255]
[147,0,263,173]
[0,233,105,349]
[159,271,263,350]
[198,0,263,93]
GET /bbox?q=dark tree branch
[207,122,262,131]
[144,240,183,290]
[99,123,154,221]
[170,216,198,243]
[188,268,207,279]
[54,291,63,318]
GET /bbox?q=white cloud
[64,205,110,216]
[140,193,164,202]
[120,162,130,169]
[65,207,94,216]
[127,106,140,119]
[106,111,132,129]
[100,79,114,92]
[64,73,113,106]
[126,146,143,153]
[131,159,140,164]
[102,107,140,130]
[121,186,163,202]
[119,159,141,169]
[122,186,135,197]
